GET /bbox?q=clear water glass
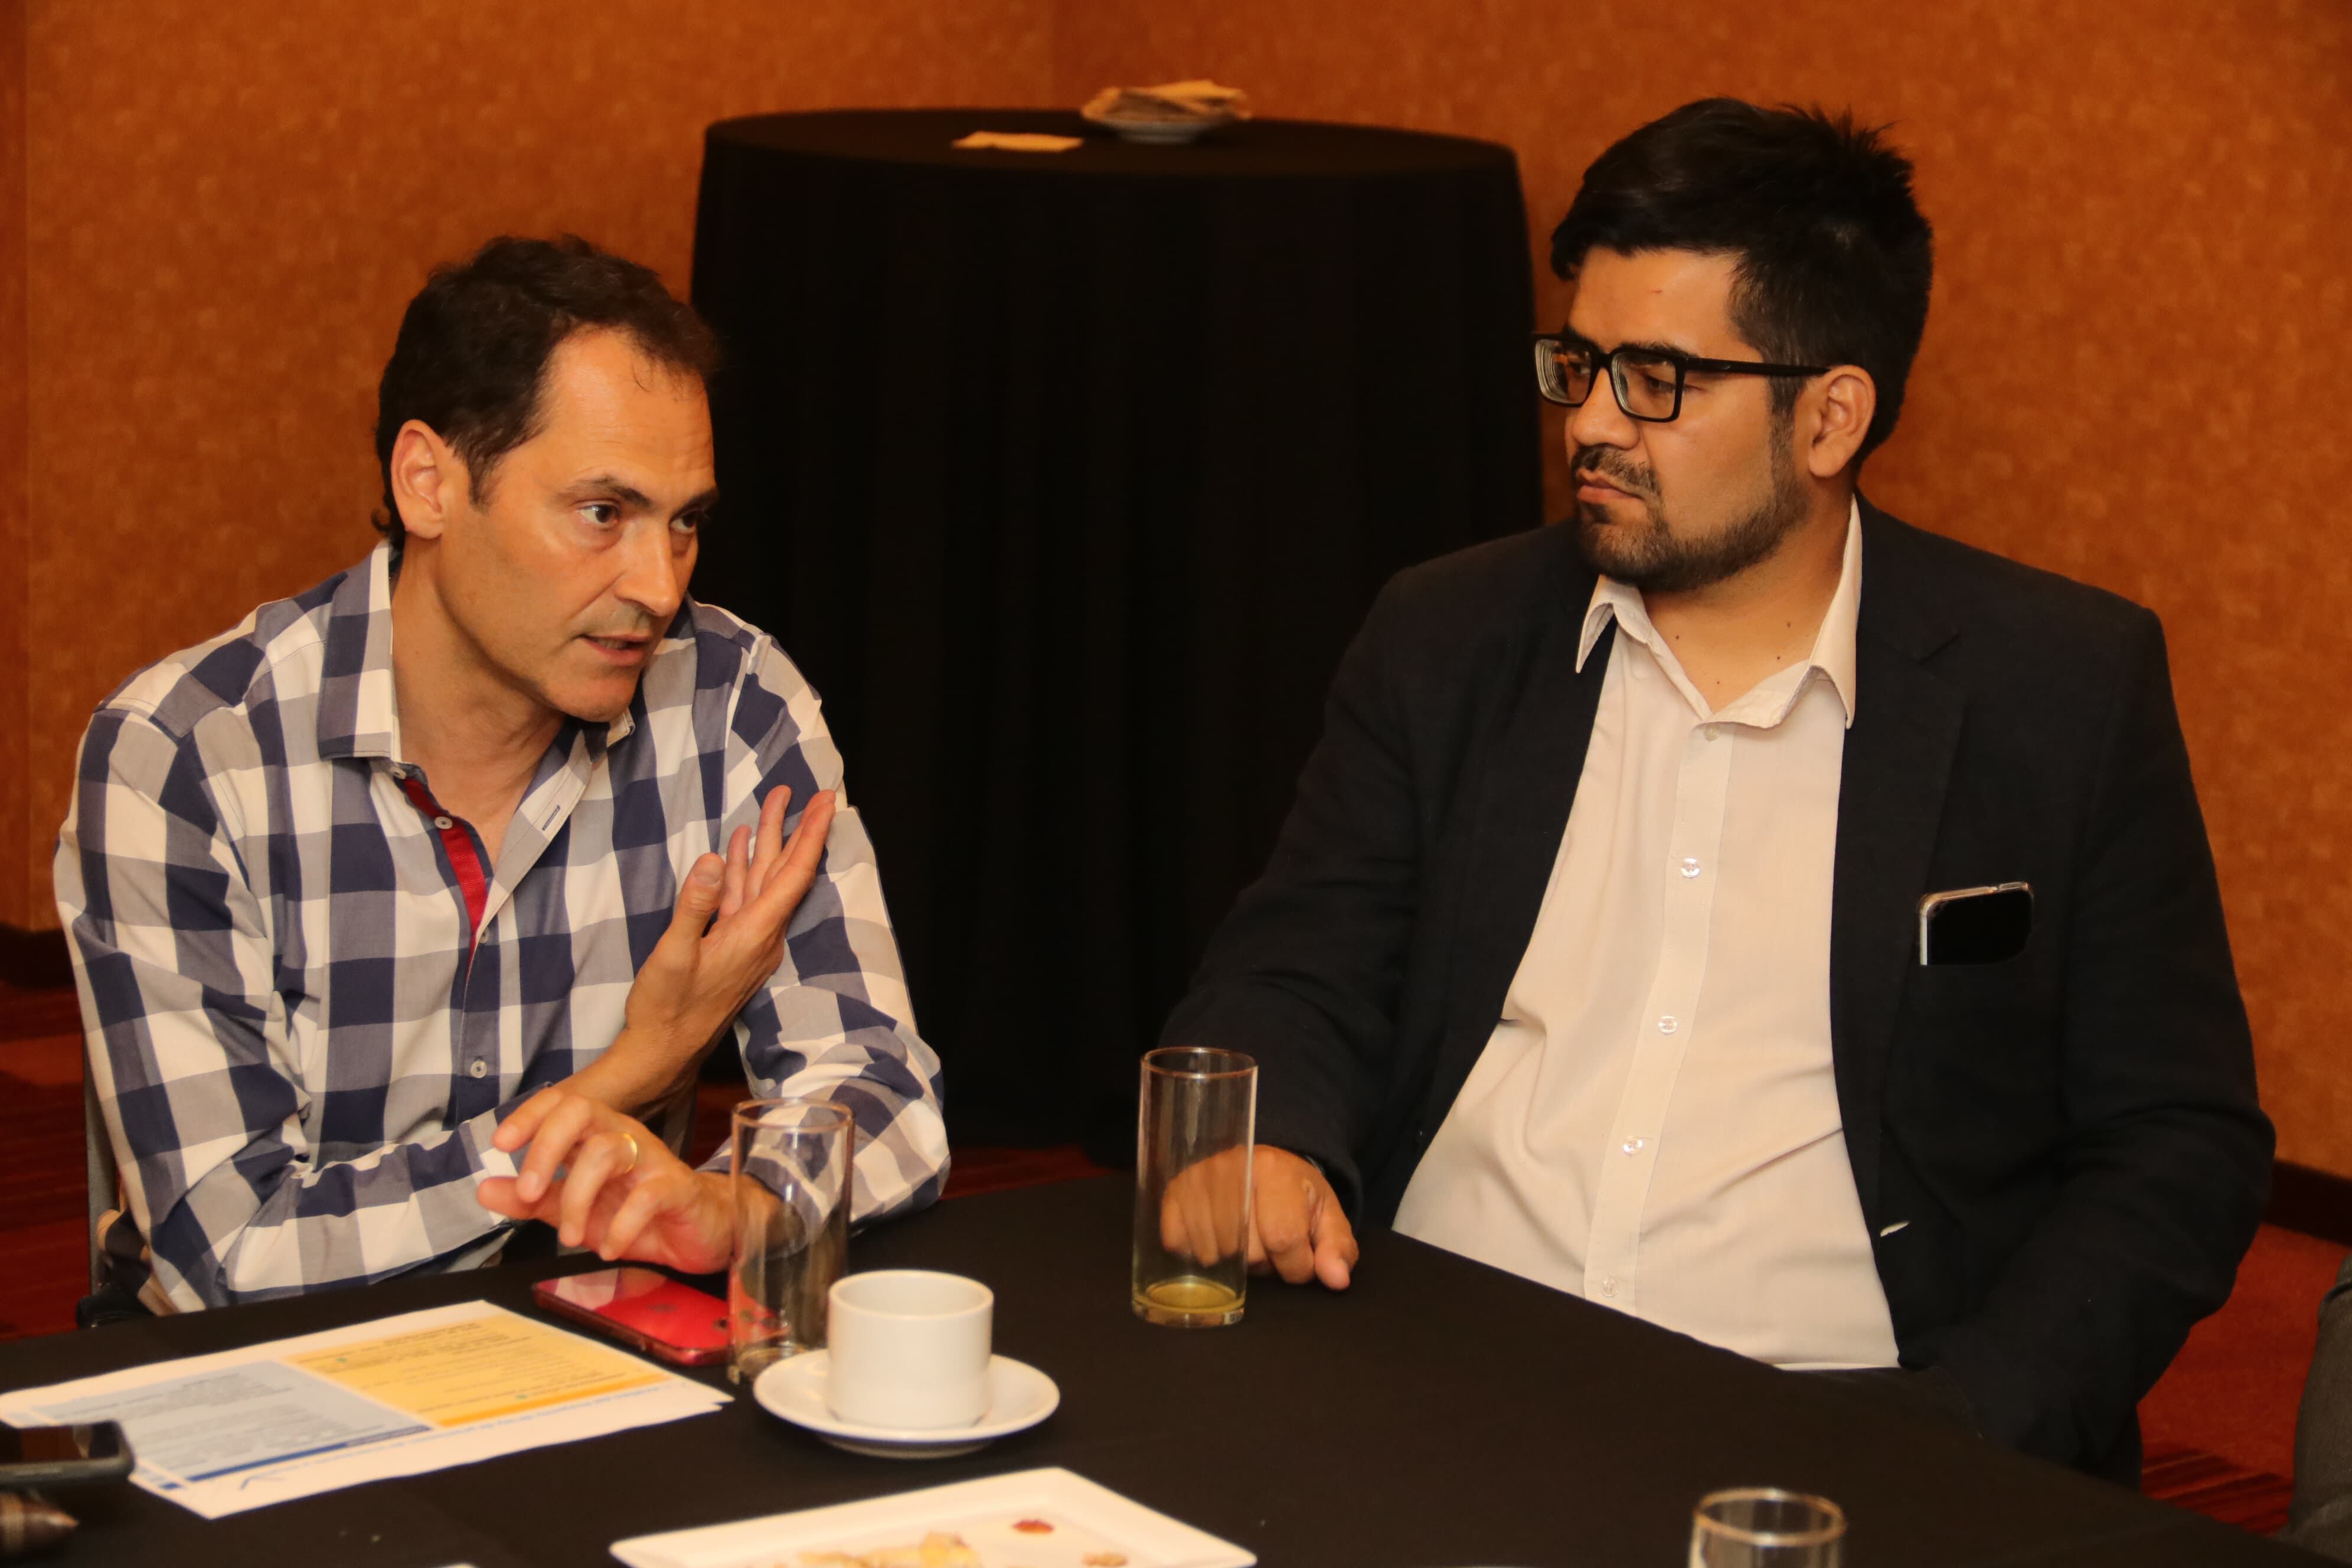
[728,1097,853,1383]
[1689,1488,1845,1567]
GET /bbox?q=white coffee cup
[825,1270,994,1430]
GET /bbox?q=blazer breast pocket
[1901,960,2060,1108]
[1899,881,2062,1097]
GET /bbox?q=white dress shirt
[1393,502,1899,1369]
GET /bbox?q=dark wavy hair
[1549,99,1933,461]
[372,234,719,547]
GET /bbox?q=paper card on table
[0,1300,727,1519]
[951,131,1084,153]
[288,1311,668,1425]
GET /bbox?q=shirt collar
[1575,497,1864,727]
[313,543,638,764]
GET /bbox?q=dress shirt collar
[313,542,638,763]
[1575,498,1863,727]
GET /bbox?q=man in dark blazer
[1161,99,2271,1482]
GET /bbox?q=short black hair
[372,234,719,547]
[1549,99,1933,461]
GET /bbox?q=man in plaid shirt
[57,237,949,1312]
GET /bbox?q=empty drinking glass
[1689,1488,1845,1567]
[728,1098,854,1383]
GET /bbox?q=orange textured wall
[0,3,25,930]
[14,0,2352,1175]
[1058,0,2352,1172]
[9,0,1052,925]
[0,2,24,926]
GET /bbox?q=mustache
[1573,446,1657,499]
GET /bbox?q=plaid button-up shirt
[57,544,948,1311]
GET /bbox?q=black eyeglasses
[1532,333,1828,422]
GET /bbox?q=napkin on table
[1082,80,1252,122]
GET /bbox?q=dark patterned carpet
[2142,1440,2294,1535]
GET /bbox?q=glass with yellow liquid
[1132,1047,1256,1327]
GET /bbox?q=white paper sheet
[0,1300,729,1518]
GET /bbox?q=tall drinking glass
[1689,1488,1846,1567]
[1131,1046,1256,1327]
[729,1098,854,1384]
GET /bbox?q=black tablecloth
[0,1179,2321,1566]
[689,111,1544,1150]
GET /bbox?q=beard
[1571,433,1807,594]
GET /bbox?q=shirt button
[1657,1015,1678,1034]
[1678,857,1701,878]
[1621,1136,1647,1155]
[468,1060,488,1080]
[388,765,406,779]
[1598,1276,1618,1298]
[1703,724,1722,741]
[433,815,455,831]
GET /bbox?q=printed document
[0,1300,727,1518]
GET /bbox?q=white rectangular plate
[610,1467,1255,1568]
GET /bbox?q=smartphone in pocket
[532,1268,730,1366]
[1917,882,2033,966]
[0,1421,134,1488]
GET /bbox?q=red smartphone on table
[532,1267,731,1366]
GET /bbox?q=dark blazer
[1164,501,2273,1474]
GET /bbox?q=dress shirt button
[1598,1276,1618,1298]
[1657,1015,1678,1034]
[433,815,455,831]
[1703,724,1722,741]
[1678,857,1701,878]
[1621,1136,1647,1155]
[387,765,406,779]
[468,1059,488,1080]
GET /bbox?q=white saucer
[753,1351,1060,1459]
[1081,110,1239,144]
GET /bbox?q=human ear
[388,421,469,542]
[1804,367,1877,479]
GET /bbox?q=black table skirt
[688,111,1544,1149]
[1,1180,2321,1566]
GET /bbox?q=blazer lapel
[1422,602,1614,1132]
[1831,507,1966,1223]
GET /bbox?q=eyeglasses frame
[1532,332,1830,423]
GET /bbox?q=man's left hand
[570,785,839,1119]
[478,1087,732,1272]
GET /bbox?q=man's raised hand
[574,785,837,1115]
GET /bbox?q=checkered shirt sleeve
[56,552,947,1310]
[699,626,952,1214]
